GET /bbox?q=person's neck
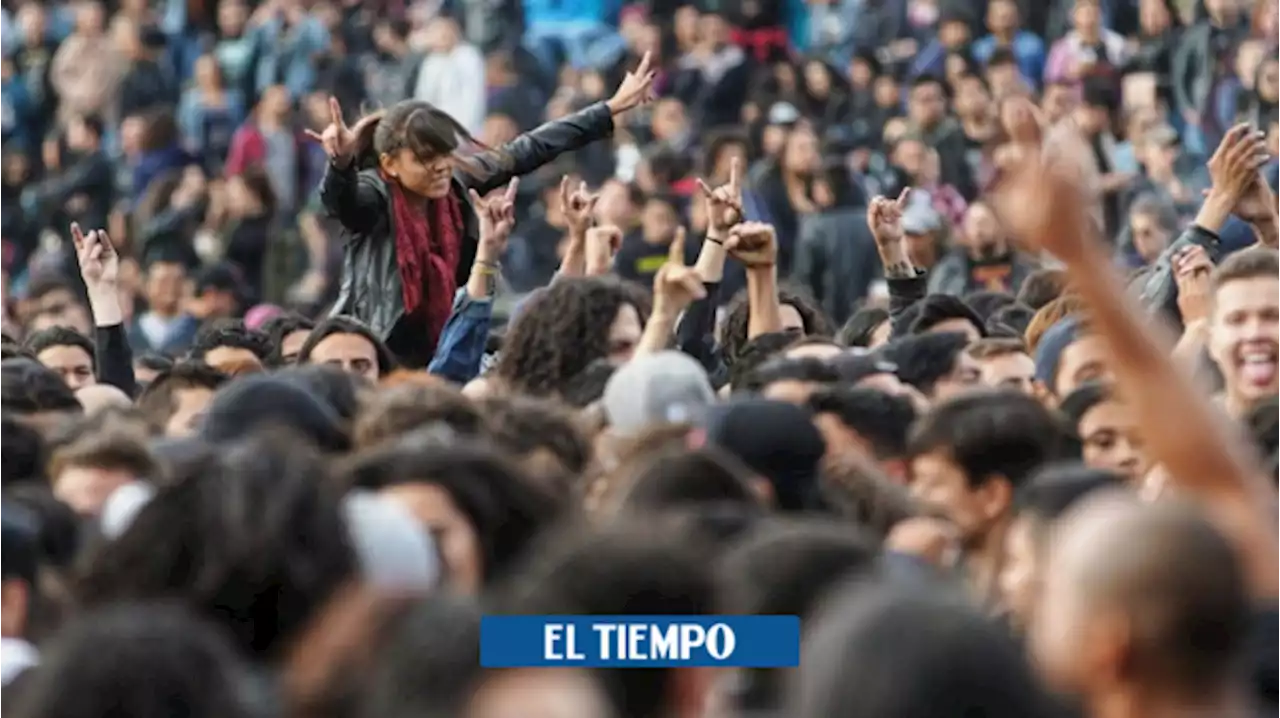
[1088,682,1250,718]
[964,521,1009,605]
[148,305,181,320]
[259,115,285,131]
[1147,164,1175,183]
[993,28,1016,43]
[1079,28,1101,44]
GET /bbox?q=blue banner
[480,615,801,668]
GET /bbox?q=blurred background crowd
[2,0,1277,337]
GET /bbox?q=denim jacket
[427,289,493,384]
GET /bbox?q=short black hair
[10,602,260,718]
[807,387,916,460]
[884,332,971,396]
[741,356,841,395]
[359,593,484,718]
[260,312,316,364]
[187,320,272,362]
[498,519,718,718]
[908,390,1066,488]
[3,483,82,569]
[717,518,881,712]
[728,330,802,389]
[1,412,46,487]
[615,446,762,513]
[561,358,616,408]
[135,362,228,430]
[910,73,946,91]
[134,352,175,374]
[986,47,1018,69]
[986,303,1036,337]
[1015,463,1125,526]
[791,579,1056,718]
[962,291,1016,322]
[25,276,77,304]
[837,306,890,347]
[908,294,986,337]
[23,326,96,362]
[1,358,82,416]
[1016,268,1067,309]
[276,365,365,424]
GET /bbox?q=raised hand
[606,50,657,115]
[1173,244,1214,325]
[469,177,519,261]
[866,188,912,248]
[723,221,778,268]
[304,97,381,168]
[990,126,1097,263]
[695,156,744,237]
[71,223,119,290]
[1206,124,1271,206]
[652,227,706,314]
[559,177,599,237]
[584,224,623,275]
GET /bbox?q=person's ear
[978,475,1014,522]
[378,152,398,179]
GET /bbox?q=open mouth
[1237,343,1279,389]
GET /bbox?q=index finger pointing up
[668,226,687,264]
[894,187,912,209]
[504,176,520,203]
[636,50,652,77]
[729,156,741,196]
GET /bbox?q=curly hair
[494,277,650,397]
[719,284,832,367]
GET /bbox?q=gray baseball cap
[603,351,716,436]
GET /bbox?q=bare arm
[994,123,1278,598]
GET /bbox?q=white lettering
[544,624,563,660]
[650,624,678,659]
[564,625,585,660]
[679,624,706,660]
[627,623,644,659]
[706,624,735,660]
[594,624,616,659]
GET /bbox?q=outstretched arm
[993,114,1278,600]
[465,52,657,195]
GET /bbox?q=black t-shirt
[1247,609,1278,713]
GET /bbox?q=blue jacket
[428,289,493,383]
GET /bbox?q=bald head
[75,383,132,415]
[1035,493,1250,696]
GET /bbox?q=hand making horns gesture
[696,156,744,237]
[469,177,520,250]
[305,97,382,167]
[866,188,912,248]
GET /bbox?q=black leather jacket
[320,102,616,343]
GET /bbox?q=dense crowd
[2,0,1279,717]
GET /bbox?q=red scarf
[385,178,462,349]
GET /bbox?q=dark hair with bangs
[350,100,504,176]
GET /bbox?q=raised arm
[308,98,386,234]
[464,52,657,196]
[71,224,136,397]
[992,112,1278,599]
[724,222,784,339]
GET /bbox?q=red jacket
[224,121,309,180]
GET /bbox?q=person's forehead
[1213,276,1280,309]
[38,344,92,363]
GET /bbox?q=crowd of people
[2,0,1280,717]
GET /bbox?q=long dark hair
[348,100,506,176]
